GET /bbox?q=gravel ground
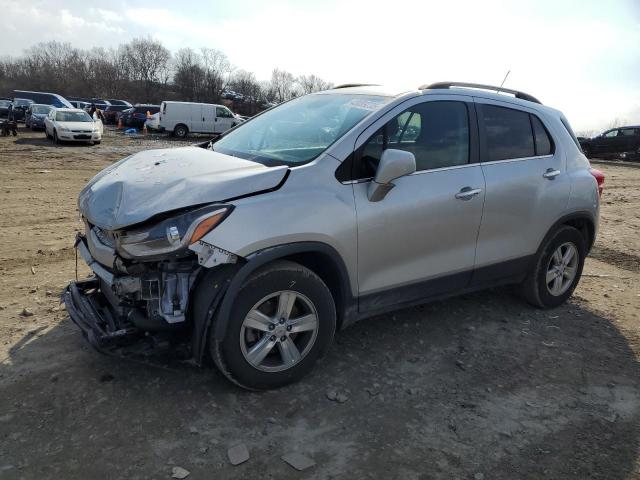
[0,126,639,480]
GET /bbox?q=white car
[44,108,103,144]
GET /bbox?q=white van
[158,101,241,138]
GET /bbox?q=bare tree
[201,48,233,103]
[123,37,171,102]
[297,74,333,94]
[270,68,298,103]
[173,48,206,101]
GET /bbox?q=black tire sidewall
[215,263,336,390]
[534,227,586,308]
[174,125,187,138]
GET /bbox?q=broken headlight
[116,205,233,258]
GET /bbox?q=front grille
[71,130,92,133]
[93,226,116,248]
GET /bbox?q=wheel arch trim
[539,210,597,255]
[212,241,355,341]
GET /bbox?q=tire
[174,124,188,138]
[53,130,59,144]
[520,225,586,309]
[93,140,101,145]
[209,260,336,390]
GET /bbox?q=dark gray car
[25,104,53,130]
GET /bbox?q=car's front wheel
[520,225,586,309]
[210,260,336,390]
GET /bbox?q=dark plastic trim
[212,242,356,340]
[423,81,542,104]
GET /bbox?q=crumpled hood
[79,146,288,230]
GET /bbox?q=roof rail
[420,81,542,104]
[333,83,380,89]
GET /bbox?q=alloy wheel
[546,242,579,296]
[239,290,319,372]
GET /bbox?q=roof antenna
[497,70,510,94]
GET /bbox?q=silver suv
[64,82,602,390]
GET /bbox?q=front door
[351,97,485,312]
[593,129,622,154]
[215,106,235,133]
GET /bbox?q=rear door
[351,95,485,311]
[620,128,639,152]
[201,104,216,133]
[473,100,570,284]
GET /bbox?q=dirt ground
[0,126,639,480]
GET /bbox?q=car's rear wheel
[520,225,585,308]
[174,124,188,138]
[210,260,336,390]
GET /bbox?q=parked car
[70,101,90,111]
[11,98,34,122]
[88,99,111,109]
[120,105,160,129]
[44,108,103,144]
[0,99,11,118]
[25,104,53,130]
[63,81,602,390]
[13,90,72,108]
[144,112,160,132]
[103,104,132,125]
[579,126,640,157]
[158,101,241,138]
[106,99,132,107]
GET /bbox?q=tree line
[0,38,333,114]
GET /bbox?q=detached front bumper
[62,278,139,353]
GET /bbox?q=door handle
[455,187,482,200]
[543,168,561,180]
[202,117,205,121]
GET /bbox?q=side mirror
[367,148,416,202]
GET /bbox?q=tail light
[589,168,605,198]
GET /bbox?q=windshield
[32,105,51,114]
[56,111,93,122]
[213,93,391,165]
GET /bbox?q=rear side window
[621,129,636,136]
[531,115,553,156]
[482,105,534,161]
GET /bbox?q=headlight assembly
[116,204,233,258]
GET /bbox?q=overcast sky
[1,0,638,132]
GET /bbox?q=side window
[604,130,618,138]
[354,101,469,178]
[621,129,635,136]
[216,107,230,118]
[531,115,553,156]
[483,105,534,161]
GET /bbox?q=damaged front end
[62,205,238,359]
